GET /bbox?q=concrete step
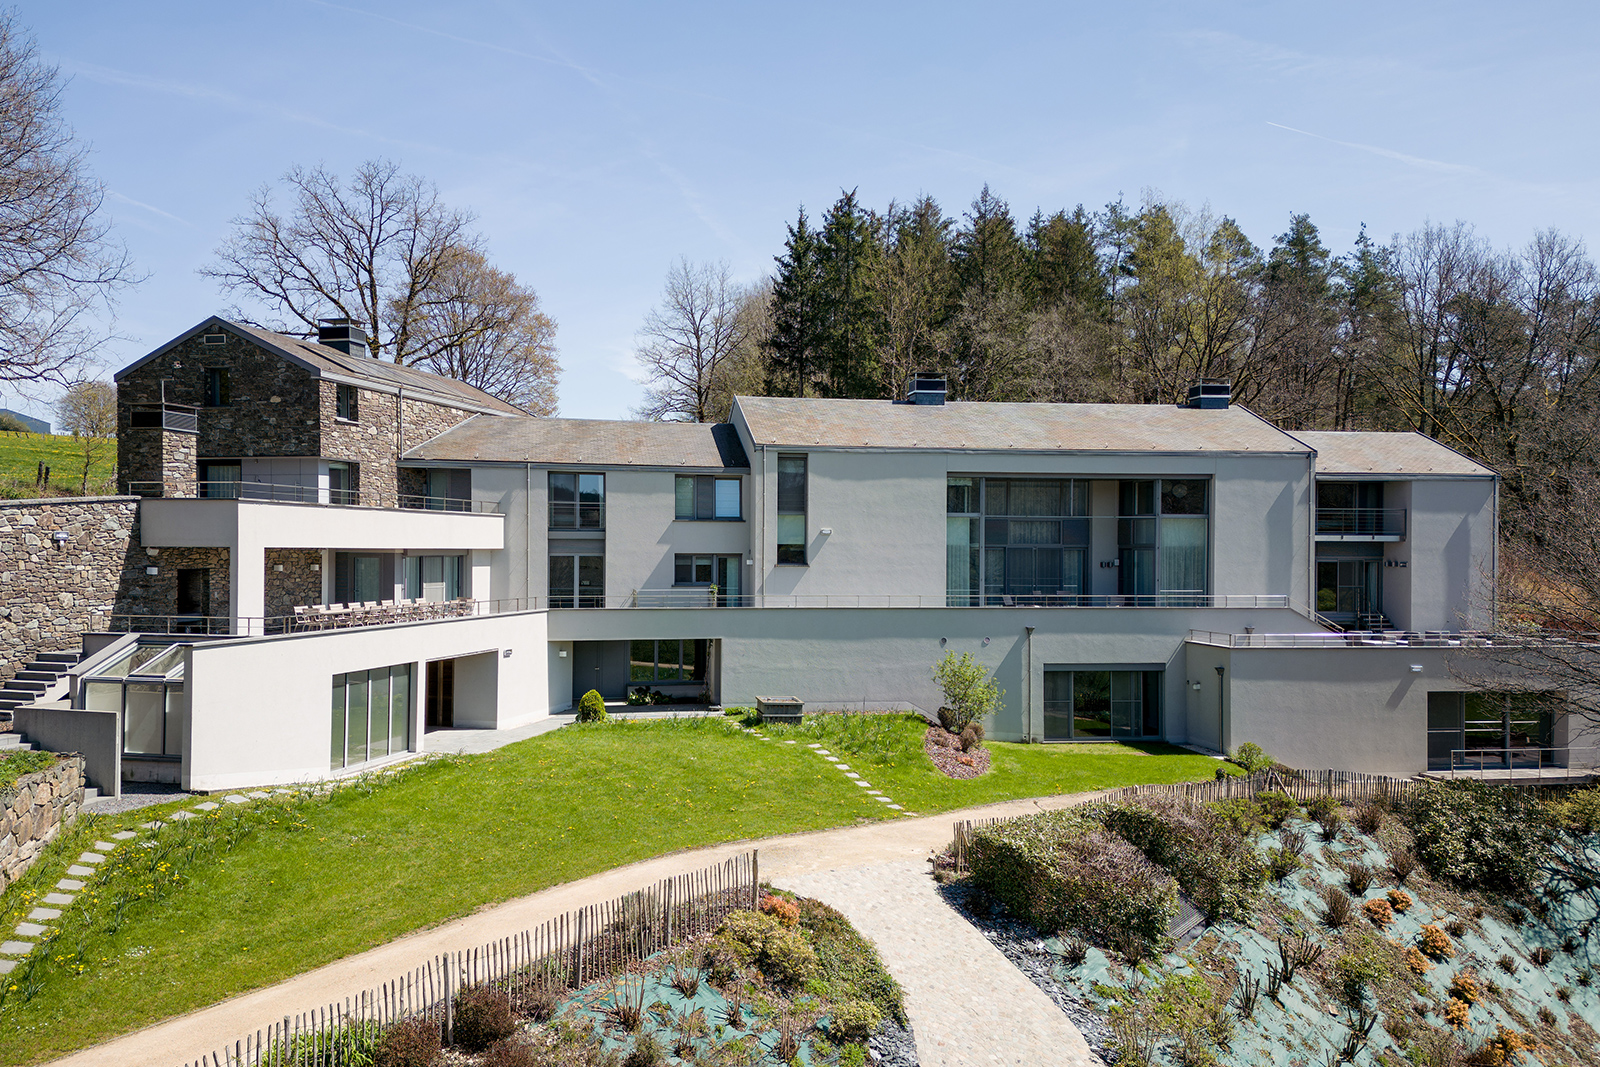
[31,652,77,664]
[0,736,35,751]
[81,786,99,802]
[5,680,46,694]
[13,671,57,683]
[21,663,69,676]
[0,690,38,708]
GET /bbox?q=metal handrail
[103,598,540,637]
[1315,507,1406,537]
[1447,746,1598,779]
[568,591,1292,610]
[122,480,503,513]
[548,501,605,530]
[1186,628,1600,649]
[397,493,501,514]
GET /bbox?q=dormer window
[336,383,359,421]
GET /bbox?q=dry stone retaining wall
[0,756,84,887]
[264,548,322,618]
[0,497,141,683]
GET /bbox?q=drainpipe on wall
[1024,625,1036,742]
[1215,664,1226,752]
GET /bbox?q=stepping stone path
[731,723,911,814]
[0,787,294,975]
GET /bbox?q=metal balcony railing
[128,403,198,433]
[398,493,500,513]
[548,501,605,530]
[1447,746,1598,780]
[1315,507,1406,538]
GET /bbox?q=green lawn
[755,712,1228,812]
[0,714,1221,1063]
[0,431,115,498]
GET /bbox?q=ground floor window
[1042,668,1161,741]
[629,639,708,684]
[332,663,412,770]
[549,553,603,608]
[1426,690,1559,770]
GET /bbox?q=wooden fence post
[752,849,760,908]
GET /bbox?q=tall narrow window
[204,367,230,407]
[776,455,806,564]
[550,472,604,528]
[1118,479,1208,603]
[336,383,359,421]
[947,477,979,606]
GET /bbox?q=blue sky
[7,0,1599,424]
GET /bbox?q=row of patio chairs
[291,598,476,630]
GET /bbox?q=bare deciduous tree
[404,249,560,415]
[633,260,753,422]
[0,14,136,387]
[56,379,114,492]
[201,159,476,365]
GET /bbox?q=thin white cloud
[108,190,189,225]
[1266,122,1477,175]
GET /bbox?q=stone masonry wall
[320,384,479,507]
[0,756,85,888]
[120,546,231,620]
[0,498,139,685]
[264,548,322,618]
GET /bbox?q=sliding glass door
[1041,669,1162,741]
[549,554,604,608]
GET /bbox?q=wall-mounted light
[1410,665,1423,673]
[145,547,159,557]
[1191,681,1202,691]
[145,566,159,576]
[51,531,69,549]
[939,637,947,648]
[558,649,568,658]
[311,563,320,572]
[819,527,833,535]
[273,564,284,572]
[503,649,513,658]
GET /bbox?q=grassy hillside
[0,431,116,498]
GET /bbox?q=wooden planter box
[755,696,803,724]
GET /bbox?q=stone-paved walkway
[740,724,912,812]
[778,861,1102,1067]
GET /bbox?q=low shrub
[1404,780,1554,895]
[1417,923,1455,960]
[1090,796,1267,923]
[1354,801,1387,835]
[713,908,816,988]
[1334,943,1391,1005]
[958,724,984,752]
[373,1018,442,1067]
[1345,862,1373,896]
[760,893,801,926]
[1444,997,1471,1028]
[622,1034,666,1067]
[1363,898,1394,927]
[966,809,1178,953]
[1267,845,1302,882]
[827,1000,883,1043]
[1449,971,1481,1004]
[1229,742,1276,775]
[1386,888,1413,913]
[1255,790,1298,830]
[1390,849,1418,885]
[1546,785,1600,833]
[576,689,608,723]
[1404,946,1433,975]
[795,896,905,1022]
[479,1038,537,1067]
[452,986,516,1051]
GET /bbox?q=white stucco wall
[182,610,548,791]
[1407,478,1497,631]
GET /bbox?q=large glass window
[675,475,743,520]
[1042,669,1162,741]
[331,663,412,770]
[85,642,186,758]
[404,555,463,602]
[947,477,1089,605]
[1118,479,1209,603]
[777,455,807,565]
[334,551,392,604]
[549,472,605,529]
[1426,690,1560,770]
[1316,559,1381,617]
[628,639,709,684]
[549,553,604,607]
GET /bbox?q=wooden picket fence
[179,851,760,1067]
[947,769,1422,872]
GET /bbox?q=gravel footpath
[777,861,1102,1067]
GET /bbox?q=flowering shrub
[1363,898,1394,926]
[1417,923,1455,960]
[1387,889,1413,913]
[966,809,1178,952]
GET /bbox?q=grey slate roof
[116,317,524,415]
[734,396,1310,454]
[1295,431,1495,477]
[404,416,749,470]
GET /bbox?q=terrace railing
[547,501,605,530]
[1315,507,1407,538]
[104,599,539,637]
[1446,746,1599,780]
[178,851,759,1067]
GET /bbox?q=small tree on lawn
[57,379,115,492]
[932,652,1003,734]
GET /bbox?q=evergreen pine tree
[765,208,827,396]
[815,190,886,397]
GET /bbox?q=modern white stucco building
[17,323,1570,793]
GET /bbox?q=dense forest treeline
[638,186,1600,582]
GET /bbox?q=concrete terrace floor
[45,789,1108,1067]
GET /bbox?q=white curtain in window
[947,517,977,604]
[1159,516,1208,596]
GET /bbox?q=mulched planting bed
[923,727,990,779]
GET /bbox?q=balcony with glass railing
[1314,508,1406,540]
[548,501,605,530]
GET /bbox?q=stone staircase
[0,650,79,726]
[0,730,99,801]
